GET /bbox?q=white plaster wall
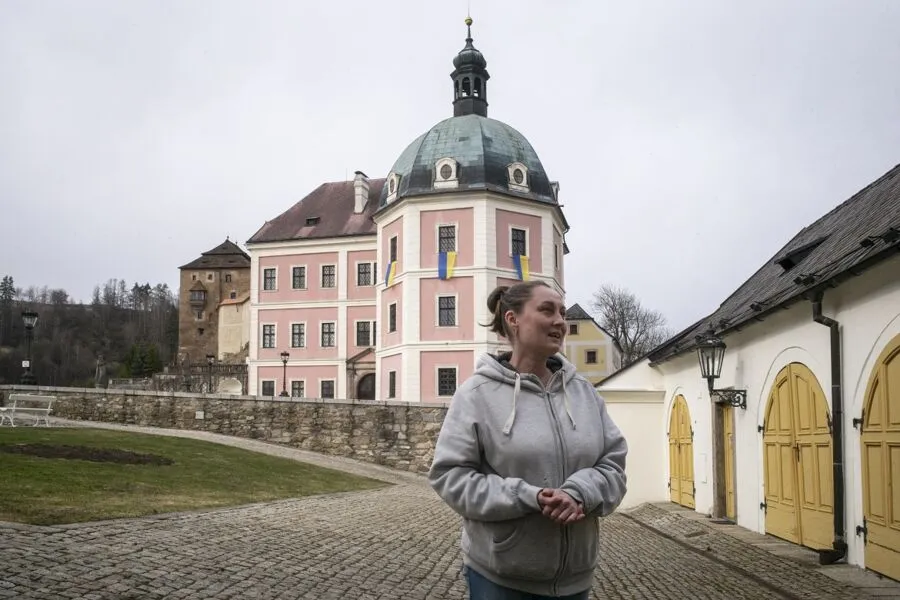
[601,390,667,509]
[615,255,900,569]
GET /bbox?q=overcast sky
[1,0,898,333]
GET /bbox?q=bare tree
[590,284,672,369]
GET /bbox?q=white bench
[0,394,55,427]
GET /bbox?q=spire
[451,16,490,117]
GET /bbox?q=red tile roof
[248,178,385,244]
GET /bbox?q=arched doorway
[860,333,900,581]
[668,394,695,508]
[356,373,376,400]
[762,362,833,550]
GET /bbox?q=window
[195,310,203,320]
[321,380,335,399]
[438,296,456,327]
[585,350,598,364]
[292,266,306,289]
[229,291,237,299]
[438,225,456,252]
[356,321,372,346]
[511,228,527,256]
[388,371,397,398]
[554,244,560,271]
[291,323,305,348]
[569,323,579,335]
[262,324,275,348]
[263,268,277,291]
[190,290,206,302]
[225,273,232,283]
[389,236,398,262]
[389,303,397,333]
[207,273,214,281]
[306,216,320,226]
[321,322,336,347]
[321,265,336,288]
[291,381,304,398]
[357,262,373,286]
[261,381,275,396]
[192,274,197,281]
[437,368,457,397]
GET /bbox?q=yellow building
[564,304,621,385]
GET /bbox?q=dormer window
[434,158,459,190]
[386,172,401,204]
[507,162,529,193]
[305,217,320,226]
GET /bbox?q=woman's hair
[485,280,552,339]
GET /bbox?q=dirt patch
[0,444,174,465]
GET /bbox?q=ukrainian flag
[512,254,530,281]
[384,261,397,287]
[438,251,457,280]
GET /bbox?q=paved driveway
[1,422,897,599]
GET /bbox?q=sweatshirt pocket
[565,517,600,576]
[465,515,562,582]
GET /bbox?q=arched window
[462,77,471,97]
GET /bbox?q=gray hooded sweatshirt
[428,352,628,597]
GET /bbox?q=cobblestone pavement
[1,422,896,599]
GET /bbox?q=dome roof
[453,40,486,70]
[379,114,556,207]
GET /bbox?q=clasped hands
[537,488,584,525]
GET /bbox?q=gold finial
[465,16,473,26]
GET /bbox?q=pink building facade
[245,23,570,403]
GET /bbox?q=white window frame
[319,378,336,399]
[290,379,306,398]
[386,172,401,203]
[290,322,306,348]
[509,225,529,258]
[387,370,397,399]
[435,366,458,397]
[355,261,377,287]
[585,349,598,364]
[389,235,399,263]
[262,266,278,291]
[434,157,459,189]
[291,264,307,290]
[260,379,276,397]
[320,264,337,289]
[388,302,398,333]
[320,321,337,348]
[354,319,375,347]
[260,323,277,348]
[569,323,579,336]
[436,222,458,253]
[436,294,458,327]
[507,161,529,193]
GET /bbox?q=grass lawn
[0,427,390,525]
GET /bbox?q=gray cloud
[1,0,898,332]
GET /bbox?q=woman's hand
[537,488,585,525]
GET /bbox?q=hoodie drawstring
[502,373,521,435]
[502,372,576,435]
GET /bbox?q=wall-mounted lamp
[695,328,747,409]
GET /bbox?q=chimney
[353,171,369,214]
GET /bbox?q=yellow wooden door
[668,395,695,508]
[861,335,900,582]
[763,363,833,549]
[723,404,736,520]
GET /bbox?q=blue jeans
[465,566,591,600]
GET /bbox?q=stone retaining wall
[0,386,448,473]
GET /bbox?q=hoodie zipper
[534,370,569,596]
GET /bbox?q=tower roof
[179,239,250,270]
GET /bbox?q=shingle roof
[179,239,251,270]
[247,179,384,244]
[646,162,900,366]
[565,303,593,320]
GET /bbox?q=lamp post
[280,351,290,397]
[695,328,747,409]
[20,310,38,385]
[206,354,215,393]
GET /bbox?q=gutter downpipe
[812,290,848,565]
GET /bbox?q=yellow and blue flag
[438,251,457,280]
[512,254,530,281]
[384,261,397,287]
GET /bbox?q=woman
[428,280,628,599]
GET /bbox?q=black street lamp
[20,310,38,385]
[695,328,747,409]
[280,351,290,397]
[206,354,215,393]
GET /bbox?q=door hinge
[826,412,833,435]
[692,484,696,496]
[856,518,868,544]
[760,501,767,513]
[667,481,671,489]
[852,410,865,429]
[758,423,764,433]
